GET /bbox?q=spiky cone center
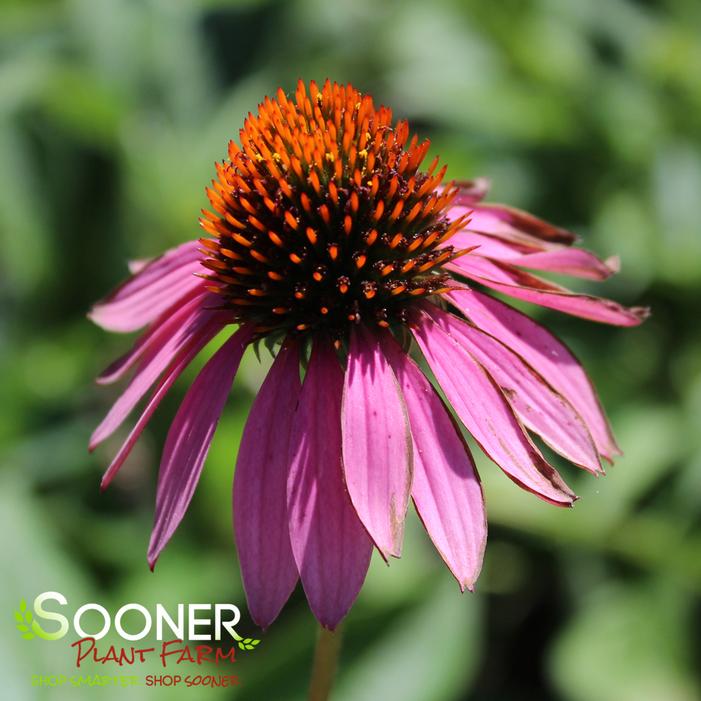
[199,80,469,342]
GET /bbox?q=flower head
[90,80,648,630]
[199,80,466,339]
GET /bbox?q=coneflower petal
[342,324,412,559]
[463,204,578,245]
[147,325,253,569]
[381,333,486,591]
[423,304,602,474]
[448,289,622,461]
[96,287,205,385]
[90,293,223,450]
[287,339,373,630]
[128,258,151,275]
[452,178,491,204]
[448,231,617,281]
[88,240,204,333]
[506,248,619,281]
[411,310,576,506]
[234,342,301,630]
[100,317,226,490]
[447,255,648,326]
[449,230,536,260]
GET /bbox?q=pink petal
[507,248,619,281]
[381,333,486,591]
[287,340,373,630]
[449,207,559,250]
[447,254,648,326]
[453,178,491,204]
[100,317,226,490]
[128,258,151,274]
[449,231,617,281]
[450,231,535,259]
[410,309,576,506]
[95,287,204,386]
[468,204,577,244]
[88,240,205,333]
[448,289,622,461]
[90,294,225,450]
[422,304,601,474]
[342,324,412,559]
[147,325,253,568]
[233,342,301,629]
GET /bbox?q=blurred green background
[1,0,700,699]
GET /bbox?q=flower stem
[308,624,343,701]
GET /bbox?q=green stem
[308,624,343,701]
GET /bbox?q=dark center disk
[199,80,466,341]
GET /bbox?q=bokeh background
[1,0,700,699]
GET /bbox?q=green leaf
[549,582,700,701]
[20,599,27,612]
[22,633,34,640]
[14,612,23,624]
[25,611,33,623]
[334,579,482,701]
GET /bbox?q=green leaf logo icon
[14,598,58,641]
[15,599,36,640]
[237,637,261,651]
[231,629,261,652]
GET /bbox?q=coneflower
[89,80,647,632]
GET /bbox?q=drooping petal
[422,304,601,474]
[447,254,648,326]
[88,240,205,333]
[95,288,204,386]
[507,248,619,281]
[448,289,622,461]
[96,336,155,387]
[462,203,577,244]
[448,207,565,251]
[342,324,412,559]
[381,333,486,591]
[147,325,253,569]
[453,178,491,204]
[128,258,151,274]
[450,230,533,257]
[233,342,301,629]
[100,317,226,490]
[449,231,618,281]
[90,293,224,450]
[410,309,576,506]
[287,339,373,630]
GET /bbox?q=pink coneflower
[89,80,647,631]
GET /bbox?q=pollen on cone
[198,79,462,339]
